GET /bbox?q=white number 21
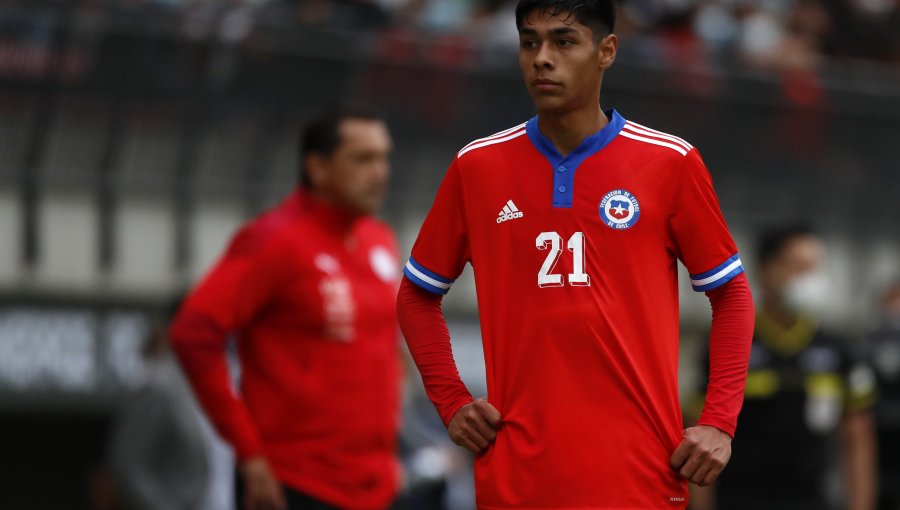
[535,231,591,288]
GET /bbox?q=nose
[371,157,390,184]
[534,43,554,70]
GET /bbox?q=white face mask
[784,272,831,316]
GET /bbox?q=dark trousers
[235,472,403,510]
[235,472,339,510]
[716,494,828,510]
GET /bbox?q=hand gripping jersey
[403,111,744,509]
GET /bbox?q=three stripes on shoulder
[458,123,528,158]
[619,121,694,156]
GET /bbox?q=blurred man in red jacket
[170,105,402,510]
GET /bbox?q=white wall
[109,195,177,294]
[34,192,100,291]
[0,194,248,299]
[0,191,20,286]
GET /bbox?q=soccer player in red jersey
[396,1,756,508]
[170,105,401,510]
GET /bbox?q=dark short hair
[299,104,384,188]
[515,0,618,39]
[756,224,820,267]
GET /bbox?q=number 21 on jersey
[535,232,590,288]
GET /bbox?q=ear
[305,153,330,189]
[597,34,618,70]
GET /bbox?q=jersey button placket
[551,158,574,208]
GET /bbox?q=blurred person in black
[868,281,900,510]
[107,302,221,510]
[692,224,877,510]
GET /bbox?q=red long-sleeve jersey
[399,111,754,508]
[169,189,401,510]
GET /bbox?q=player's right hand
[239,457,288,510]
[448,397,503,454]
[669,425,732,487]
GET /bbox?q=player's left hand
[669,425,732,487]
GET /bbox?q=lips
[532,78,561,91]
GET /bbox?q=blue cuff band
[690,254,744,292]
[403,257,453,295]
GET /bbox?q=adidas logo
[496,200,524,224]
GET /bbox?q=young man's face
[307,118,392,216]
[518,9,617,114]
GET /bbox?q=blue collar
[525,108,625,208]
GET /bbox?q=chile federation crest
[599,189,640,230]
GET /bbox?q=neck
[302,188,362,230]
[537,102,607,157]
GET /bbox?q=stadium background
[0,0,897,509]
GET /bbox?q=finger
[690,461,712,486]
[263,496,280,510]
[467,413,498,442]
[701,464,724,486]
[250,493,269,510]
[456,434,483,454]
[457,413,493,448]
[669,439,693,469]
[679,453,704,479]
[464,425,491,450]
[250,496,267,510]
[272,485,288,510]
[258,481,285,510]
[476,399,503,429]
[450,426,483,451]
[245,485,261,510]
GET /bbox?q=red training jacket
[170,189,401,510]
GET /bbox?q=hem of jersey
[690,254,744,292]
[277,465,399,510]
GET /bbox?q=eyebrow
[518,27,579,36]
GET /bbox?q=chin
[531,95,572,115]
[353,199,382,217]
